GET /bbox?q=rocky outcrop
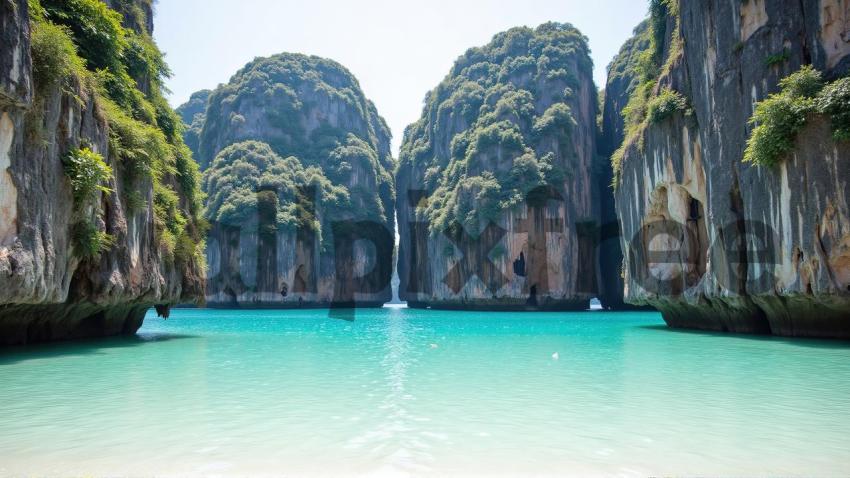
[610,0,850,337]
[176,89,210,162]
[396,23,600,310]
[0,0,204,345]
[598,20,651,310]
[184,54,395,308]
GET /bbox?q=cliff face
[396,23,600,310]
[184,54,395,307]
[176,89,210,162]
[598,20,651,310]
[0,0,205,345]
[611,0,850,337]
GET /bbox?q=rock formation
[597,20,652,310]
[183,54,395,307]
[0,0,205,345]
[176,89,210,162]
[396,23,601,310]
[608,0,850,337]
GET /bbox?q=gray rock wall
[613,0,850,337]
[396,24,601,310]
[598,20,651,310]
[187,54,395,308]
[0,0,203,345]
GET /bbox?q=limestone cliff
[0,0,205,345]
[184,54,395,307]
[396,23,600,310]
[610,0,850,337]
[598,20,652,310]
[176,89,210,162]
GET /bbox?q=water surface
[1,307,848,476]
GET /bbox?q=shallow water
[0,307,849,477]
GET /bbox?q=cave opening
[687,196,709,283]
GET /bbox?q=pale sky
[153,0,648,156]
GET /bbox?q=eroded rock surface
[184,54,395,308]
[396,23,601,310]
[598,20,652,310]
[0,0,204,345]
[610,1,850,337]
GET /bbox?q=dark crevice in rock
[513,252,526,278]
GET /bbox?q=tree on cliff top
[203,141,350,242]
[198,53,392,172]
[399,22,593,234]
[193,53,395,249]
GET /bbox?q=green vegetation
[64,147,112,206]
[195,53,394,249]
[64,147,115,259]
[28,0,205,266]
[604,20,651,116]
[206,141,334,235]
[817,76,850,140]
[609,0,685,186]
[29,20,84,93]
[399,23,592,234]
[647,0,676,76]
[764,49,790,67]
[203,139,382,248]
[647,87,688,123]
[37,0,126,72]
[199,54,391,171]
[744,66,850,166]
[73,219,116,259]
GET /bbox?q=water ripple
[0,308,848,476]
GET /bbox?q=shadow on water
[0,333,199,366]
[638,324,850,349]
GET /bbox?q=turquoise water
[1,307,849,477]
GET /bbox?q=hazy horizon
[153,0,648,156]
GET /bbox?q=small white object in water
[430,343,439,349]
[552,352,560,360]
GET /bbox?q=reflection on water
[0,333,197,366]
[344,309,433,474]
[0,307,849,477]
